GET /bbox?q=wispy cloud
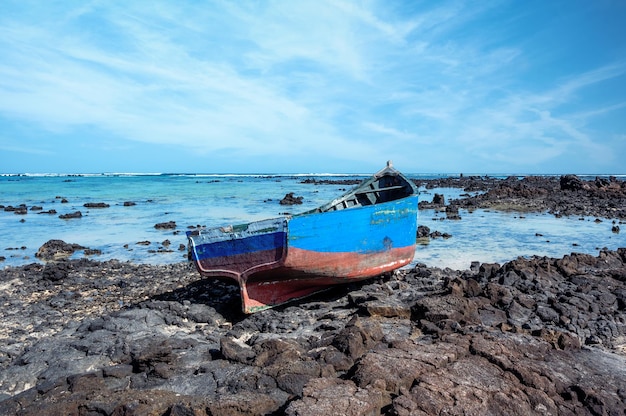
[0,142,53,156]
[0,1,624,173]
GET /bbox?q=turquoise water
[1,173,625,270]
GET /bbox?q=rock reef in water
[35,239,86,260]
[280,192,304,205]
[1,249,626,414]
[428,174,626,219]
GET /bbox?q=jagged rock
[279,192,304,205]
[1,249,626,414]
[432,193,445,205]
[560,174,585,191]
[35,239,85,260]
[417,225,430,238]
[448,174,626,219]
[285,378,385,416]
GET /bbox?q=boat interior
[307,161,417,213]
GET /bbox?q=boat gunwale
[189,193,417,244]
[188,165,417,240]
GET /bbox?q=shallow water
[414,208,624,269]
[1,173,624,270]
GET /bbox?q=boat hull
[188,196,418,313]
[243,244,416,313]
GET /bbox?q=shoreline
[1,248,626,414]
[1,173,626,414]
[2,173,625,268]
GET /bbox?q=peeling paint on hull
[243,245,416,313]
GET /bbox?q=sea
[1,173,625,270]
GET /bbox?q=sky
[0,1,625,174]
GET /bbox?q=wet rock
[155,221,177,229]
[429,230,452,239]
[83,202,110,208]
[300,178,360,185]
[36,239,85,260]
[83,248,102,256]
[3,204,27,213]
[279,192,304,205]
[417,225,430,238]
[59,211,82,219]
[432,193,445,205]
[445,174,626,219]
[445,204,461,220]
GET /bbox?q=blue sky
[1,1,625,174]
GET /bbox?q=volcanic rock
[446,174,626,219]
[59,211,82,219]
[560,174,586,191]
[1,249,626,414]
[417,225,430,238]
[83,202,110,208]
[35,239,86,260]
[279,192,304,205]
[155,221,177,229]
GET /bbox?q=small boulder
[42,260,72,281]
[280,193,303,205]
[560,174,584,191]
[417,225,431,239]
[155,221,176,230]
[432,193,445,205]
[36,239,85,260]
[59,211,82,219]
[83,202,110,208]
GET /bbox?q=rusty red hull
[242,245,416,312]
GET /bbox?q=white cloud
[0,142,53,156]
[0,1,624,173]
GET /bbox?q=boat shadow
[151,278,247,323]
[149,273,391,324]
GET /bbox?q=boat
[186,161,418,313]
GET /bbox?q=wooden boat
[187,161,418,313]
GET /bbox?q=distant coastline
[2,172,625,179]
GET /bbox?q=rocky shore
[416,174,626,220]
[0,248,625,415]
[1,174,625,415]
